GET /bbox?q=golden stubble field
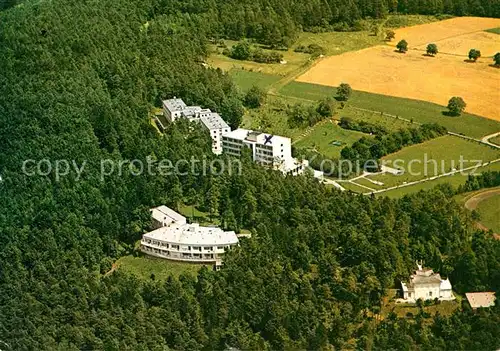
[391,17,500,56]
[296,17,500,121]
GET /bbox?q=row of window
[143,240,229,251]
[142,246,220,260]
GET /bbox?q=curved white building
[141,206,239,265]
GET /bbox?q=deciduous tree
[447,96,466,116]
[426,43,438,56]
[396,39,408,53]
[337,83,352,101]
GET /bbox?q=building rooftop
[254,132,290,146]
[222,128,290,146]
[403,266,445,288]
[143,223,239,246]
[181,105,203,118]
[162,98,187,112]
[151,205,186,225]
[223,128,252,140]
[466,292,496,309]
[200,113,229,130]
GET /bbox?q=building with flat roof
[162,98,211,123]
[141,206,239,266]
[222,128,307,175]
[151,205,187,228]
[200,113,230,155]
[400,262,454,302]
[465,292,496,309]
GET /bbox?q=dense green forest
[0,0,499,349]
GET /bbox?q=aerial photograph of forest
[0,0,499,349]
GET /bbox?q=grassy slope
[476,195,500,233]
[376,162,500,198]
[279,81,500,138]
[366,136,499,187]
[489,135,500,146]
[294,121,369,158]
[116,255,203,280]
[230,70,282,92]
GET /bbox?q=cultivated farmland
[390,17,500,55]
[296,45,500,121]
[296,17,500,121]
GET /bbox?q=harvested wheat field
[390,17,500,55]
[415,31,500,57]
[296,45,500,121]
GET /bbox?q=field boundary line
[366,158,500,195]
[448,131,500,149]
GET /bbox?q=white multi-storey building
[401,262,454,302]
[162,98,211,123]
[200,113,230,155]
[162,98,228,155]
[222,128,307,175]
[141,206,239,266]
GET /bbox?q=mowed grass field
[377,161,500,198]
[279,81,500,138]
[294,121,369,158]
[230,70,282,92]
[476,195,500,233]
[365,136,499,187]
[115,255,203,280]
[489,135,500,146]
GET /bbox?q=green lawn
[278,81,500,138]
[485,27,500,35]
[476,195,500,233]
[292,30,383,57]
[383,14,446,28]
[116,255,204,280]
[352,177,384,190]
[208,39,311,76]
[489,135,500,146]
[377,162,500,198]
[230,70,282,92]
[339,181,370,193]
[178,204,221,226]
[335,106,414,132]
[366,136,499,187]
[294,121,369,158]
[380,290,459,320]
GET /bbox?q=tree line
[0,0,499,349]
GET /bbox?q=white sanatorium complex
[200,113,230,155]
[222,128,307,175]
[400,262,454,302]
[162,98,308,174]
[141,206,239,266]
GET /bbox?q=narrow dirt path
[481,131,500,148]
[463,187,500,239]
[104,262,119,277]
